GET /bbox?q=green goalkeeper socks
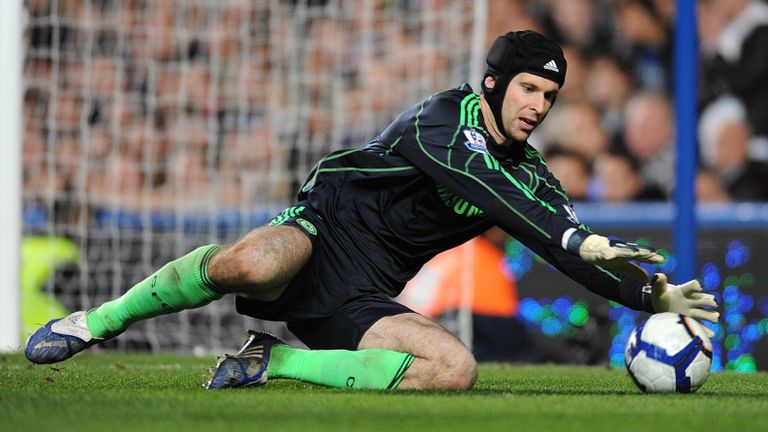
[267,345,414,390]
[86,245,222,338]
[83,243,414,390]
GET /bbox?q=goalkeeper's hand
[576,234,664,283]
[650,273,720,338]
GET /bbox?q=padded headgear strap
[481,30,567,138]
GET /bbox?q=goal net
[22,0,484,353]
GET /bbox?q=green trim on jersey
[301,149,361,193]
[480,153,558,213]
[383,136,402,156]
[596,266,622,281]
[316,166,415,174]
[269,206,318,236]
[269,205,307,226]
[459,93,485,132]
[518,161,570,202]
[465,152,482,171]
[518,164,540,191]
[301,148,415,193]
[520,145,571,202]
[413,99,555,240]
[524,145,546,164]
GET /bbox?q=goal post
[0,0,23,352]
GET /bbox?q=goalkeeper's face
[499,72,560,144]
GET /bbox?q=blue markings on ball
[626,317,706,393]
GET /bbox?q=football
[624,312,713,393]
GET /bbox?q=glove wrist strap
[563,228,592,254]
[641,283,655,313]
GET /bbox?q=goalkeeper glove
[567,232,664,283]
[649,273,720,338]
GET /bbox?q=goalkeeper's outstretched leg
[25,225,313,364]
[25,215,477,391]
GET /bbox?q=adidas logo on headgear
[543,60,559,73]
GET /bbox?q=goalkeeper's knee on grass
[206,330,416,390]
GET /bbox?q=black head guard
[481,30,567,137]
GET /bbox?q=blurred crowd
[23,0,481,217]
[514,0,768,203]
[22,0,768,227]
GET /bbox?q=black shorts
[235,203,414,350]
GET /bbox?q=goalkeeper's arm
[514,231,659,312]
[564,230,720,326]
[563,229,663,283]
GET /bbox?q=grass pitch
[1,353,766,432]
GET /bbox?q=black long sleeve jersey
[298,84,652,312]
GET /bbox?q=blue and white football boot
[205,330,285,389]
[25,311,104,364]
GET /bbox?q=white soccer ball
[624,312,712,393]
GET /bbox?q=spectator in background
[592,151,666,202]
[542,0,611,56]
[698,0,768,159]
[544,147,591,202]
[584,54,635,143]
[696,168,731,203]
[557,46,589,102]
[397,227,536,363]
[698,96,768,201]
[622,92,674,199]
[551,100,611,160]
[613,0,671,92]
[22,0,768,227]
[87,150,145,209]
[486,0,542,47]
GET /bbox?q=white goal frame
[0,0,23,352]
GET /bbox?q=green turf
[1,353,766,432]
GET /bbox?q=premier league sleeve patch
[563,203,580,225]
[463,128,487,153]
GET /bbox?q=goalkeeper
[25,30,719,390]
